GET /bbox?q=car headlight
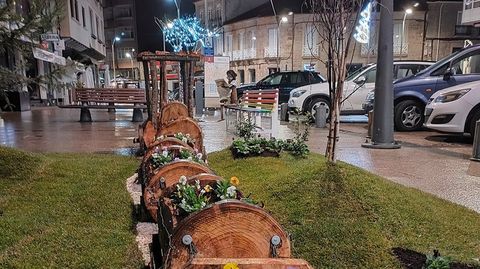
[291,89,307,98]
[434,88,470,103]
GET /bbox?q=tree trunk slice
[159,102,189,126]
[144,161,212,221]
[187,258,314,269]
[165,201,292,269]
[142,121,157,149]
[140,144,199,183]
[157,118,204,153]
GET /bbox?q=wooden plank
[189,258,314,269]
[58,105,147,109]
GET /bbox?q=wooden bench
[225,89,279,137]
[58,88,147,122]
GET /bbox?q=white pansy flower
[162,150,169,157]
[152,153,159,158]
[200,202,206,208]
[200,189,205,195]
[227,186,237,197]
[182,137,188,143]
[188,156,193,161]
[179,176,187,185]
[195,180,201,190]
[196,153,203,159]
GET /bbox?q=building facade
[103,0,138,81]
[60,0,106,89]
[462,0,480,26]
[195,1,480,84]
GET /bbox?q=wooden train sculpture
[136,102,314,269]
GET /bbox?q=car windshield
[415,49,463,76]
[346,65,372,81]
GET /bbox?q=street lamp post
[276,16,288,70]
[400,8,413,59]
[172,0,181,19]
[112,36,120,87]
[125,52,134,80]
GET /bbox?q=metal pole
[130,57,134,80]
[401,12,406,59]
[112,41,116,87]
[362,0,400,149]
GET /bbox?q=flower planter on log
[143,160,212,221]
[158,102,189,126]
[157,117,204,153]
[164,201,292,269]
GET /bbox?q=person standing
[226,70,238,104]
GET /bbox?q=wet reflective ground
[1,107,480,213]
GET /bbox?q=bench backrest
[243,89,279,111]
[72,88,146,103]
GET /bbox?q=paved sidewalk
[1,107,479,213]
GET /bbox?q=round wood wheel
[140,143,199,183]
[157,118,204,153]
[144,161,212,221]
[165,201,292,269]
[159,102,189,126]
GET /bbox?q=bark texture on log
[144,161,212,221]
[142,121,157,149]
[158,102,189,126]
[165,201,292,269]
[157,118,204,152]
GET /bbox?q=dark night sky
[136,0,195,52]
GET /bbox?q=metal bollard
[367,110,374,138]
[471,120,480,161]
[315,105,327,128]
[280,103,289,122]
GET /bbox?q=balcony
[394,43,409,56]
[360,43,409,57]
[455,25,474,36]
[231,48,257,61]
[264,47,278,58]
[302,46,319,57]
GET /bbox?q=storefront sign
[33,47,66,66]
[40,33,60,42]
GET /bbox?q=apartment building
[195,0,479,84]
[462,0,480,26]
[103,0,138,81]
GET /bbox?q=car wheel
[308,97,331,119]
[394,100,424,131]
[468,109,480,137]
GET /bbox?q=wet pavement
[1,107,480,213]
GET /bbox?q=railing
[302,46,319,57]
[455,25,473,36]
[360,43,409,56]
[394,43,409,56]
[230,48,257,61]
[264,47,278,58]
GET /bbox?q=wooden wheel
[157,118,204,153]
[165,201,292,269]
[144,161,212,221]
[159,102,189,126]
[187,258,314,269]
[140,143,199,183]
[143,121,157,149]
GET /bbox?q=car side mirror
[354,76,366,85]
[443,68,453,81]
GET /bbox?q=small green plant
[284,110,311,157]
[172,176,209,213]
[235,117,256,139]
[150,149,174,168]
[424,251,451,269]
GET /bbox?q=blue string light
[163,16,208,53]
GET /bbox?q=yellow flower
[223,263,239,269]
[204,185,213,193]
[230,176,240,186]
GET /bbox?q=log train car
[137,102,313,269]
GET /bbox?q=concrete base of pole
[361,141,401,149]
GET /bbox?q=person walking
[226,70,238,104]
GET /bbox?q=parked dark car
[237,71,326,104]
[363,44,480,131]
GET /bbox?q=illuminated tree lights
[354,2,372,44]
[164,17,208,53]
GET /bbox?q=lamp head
[115,37,120,41]
[125,52,131,58]
[405,8,413,14]
[281,16,288,23]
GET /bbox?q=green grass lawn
[1,146,480,268]
[209,150,480,268]
[0,146,143,268]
